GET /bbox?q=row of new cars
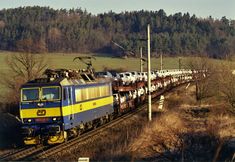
[95,69,193,85]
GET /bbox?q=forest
[0,6,235,58]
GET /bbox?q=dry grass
[129,84,235,161]
[166,84,197,110]
[129,111,187,160]
[206,114,235,140]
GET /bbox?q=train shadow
[0,113,22,149]
[136,132,234,162]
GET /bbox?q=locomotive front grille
[47,125,61,135]
[21,127,34,136]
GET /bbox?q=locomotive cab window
[42,86,60,101]
[22,88,39,101]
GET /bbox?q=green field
[0,51,192,72]
[0,51,234,102]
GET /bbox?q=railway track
[0,146,45,161]
[2,83,188,161]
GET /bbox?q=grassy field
[1,51,235,71]
[0,51,234,101]
[0,51,191,72]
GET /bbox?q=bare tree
[16,38,47,53]
[0,53,48,103]
[187,55,235,113]
[186,55,217,102]
[217,63,235,113]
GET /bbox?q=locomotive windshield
[42,87,60,100]
[21,86,60,102]
[22,88,39,101]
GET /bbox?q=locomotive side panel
[60,82,114,136]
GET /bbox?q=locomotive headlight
[52,117,60,122]
[28,119,32,122]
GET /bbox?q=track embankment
[129,84,235,162]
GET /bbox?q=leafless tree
[16,38,47,53]
[186,55,217,102]
[187,55,235,113]
[216,62,235,113]
[0,53,48,103]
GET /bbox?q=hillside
[0,7,234,58]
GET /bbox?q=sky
[0,0,234,19]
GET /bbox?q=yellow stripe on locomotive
[20,96,113,118]
[62,96,113,116]
[21,107,61,118]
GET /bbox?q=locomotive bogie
[47,131,67,145]
[23,136,41,145]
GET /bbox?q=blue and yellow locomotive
[20,69,114,145]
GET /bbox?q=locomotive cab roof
[21,69,111,88]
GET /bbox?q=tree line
[0,6,235,58]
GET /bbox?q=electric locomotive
[20,69,114,145]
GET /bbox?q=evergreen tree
[0,7,234,58]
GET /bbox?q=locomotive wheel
[99,118,105,125]
[93,123,98,129]
[77,129,83,135]
[109,114,114,121]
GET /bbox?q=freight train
[20,68,194,145]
